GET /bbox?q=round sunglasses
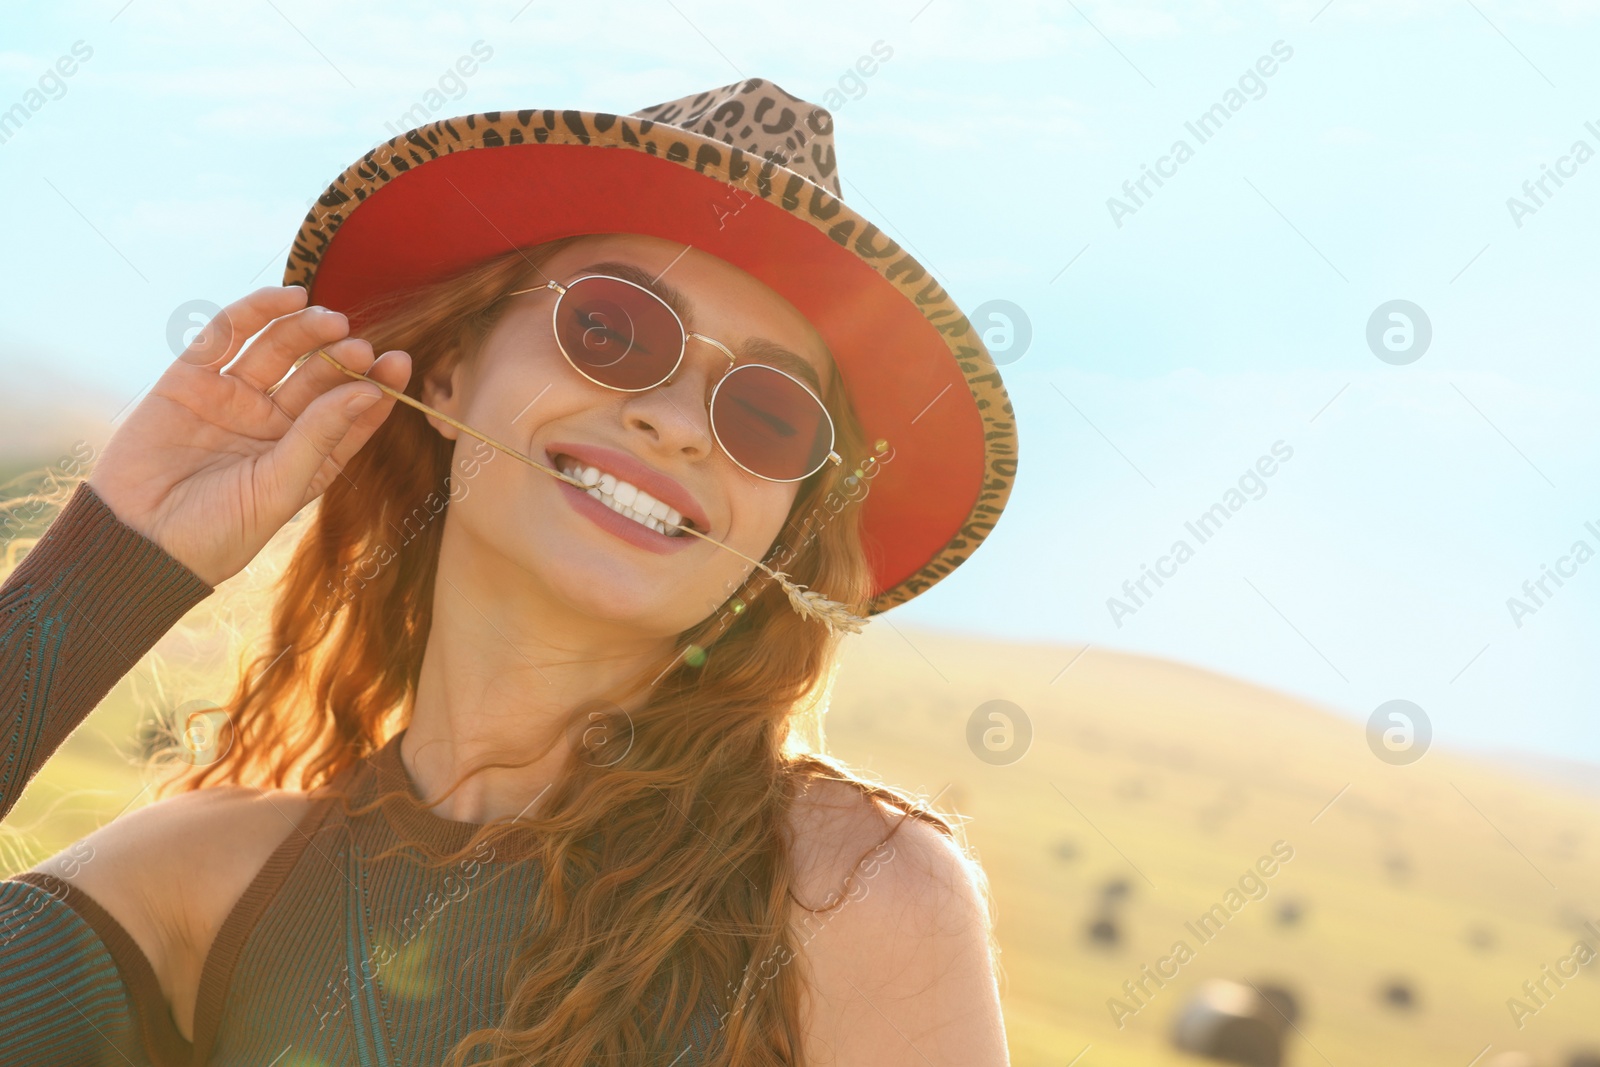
[506,274,842,483]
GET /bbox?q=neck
[400,526,673,825]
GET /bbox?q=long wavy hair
[50,235,970,1065]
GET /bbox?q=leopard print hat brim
[282,77,1017,616]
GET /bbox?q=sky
[2,0,1598,762]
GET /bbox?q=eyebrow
[573,260,828,395]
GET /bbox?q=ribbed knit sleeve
[0,481,214,824]
[0,877,145,1065]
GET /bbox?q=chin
[542,561,680,628]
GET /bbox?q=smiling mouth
[550,453,698,538]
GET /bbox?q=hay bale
[1101,876,1132,902]
[1170,979,1283,1067]
[1086,915,1121,948]
[1379,979,1418,1012]
[1250,981,1301,1029]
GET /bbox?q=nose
[618,341,725,461]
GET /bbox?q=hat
[282,77,1017,616]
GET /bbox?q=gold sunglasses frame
[506,274,843,484]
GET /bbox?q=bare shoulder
[784,776,1009,1066]
[30,783,317,1040]
[784,775,981,930]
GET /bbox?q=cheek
[469,336,573,421]
[463,342,608,462]
[728,482,801,563]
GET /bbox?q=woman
[0,78,1018,1065]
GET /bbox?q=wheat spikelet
[772,573,868,635]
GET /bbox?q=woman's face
[420,233,836,638]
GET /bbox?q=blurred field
[823,625,1600,1066]
[5,596,1599,1065]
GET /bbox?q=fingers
[256,351,411,510]
[179,285,309,372]
[265,335,378,420]
[223,302,352,394]
[312,350,413,485]
[257,379,382,509]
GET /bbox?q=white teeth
[561,457,686,538]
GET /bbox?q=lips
[543,441,712,534]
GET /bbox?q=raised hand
[86,285,412,586]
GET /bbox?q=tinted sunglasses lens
[554,276,682,390]
[712,364,833,481]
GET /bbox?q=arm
[0,283,409,1064]
[0,482,213,824]
[0,876,145,1064]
